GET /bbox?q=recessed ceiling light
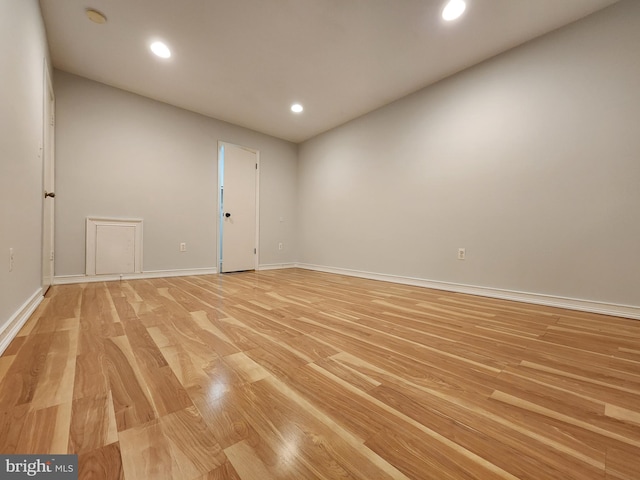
[150,41,171,59]
[291,104,303,113]
[442,0,466,21]
[86,8,107,24]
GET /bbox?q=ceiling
[39,0,619,143]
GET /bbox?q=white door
[219,143,258,273]
[42,66,55,293]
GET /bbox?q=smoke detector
[86,9,107,24]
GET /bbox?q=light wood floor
[1,269,639,479]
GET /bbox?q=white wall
[298,0,640,308]
[0,0,50,333]
[54,71,297,277]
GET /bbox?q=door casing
[42,61,55,293]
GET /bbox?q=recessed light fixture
[442,0,466,21]
[291,103,303,113]
[150,41,171,59]
[86,8,107,24]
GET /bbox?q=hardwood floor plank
[119,406,226,480]
[31,285,81,334]
[69,393,118,454]
[187,382,251,449]
[197,461,243,480]
[233,379,409,480]
[73,351,110,400]
[606,446,640,480]
[490,390,640,448]
[77,442,125,480]
[491,369,607,417]
[0,404,30,454]
[189,310,242,357]
[30,329,78,409]
[14,297,50,338]
[519,360,640,396]
[366,427,499,480]
[3,336,26,355]
[158,343,210,390]
[0,332,54,409]
[282,363,387,441]
[117,311,194,416]
[371,383,604,480]
[220,315,313,364]
[104,336,156,431]
[308,364,520,480]
[213,318,265,352]
[503,363,640,411]
[330,351,607,470]
[158,406,227,472]
[313,357,382,392]
[158,315,224,370]
[15,403,71,454]
[223,352,271,384]
[0,354,16,380]
[224,440,279,480]
[605,404,640,427]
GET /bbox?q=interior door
[42,66,55,293]
[220,143,258,273]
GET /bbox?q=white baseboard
[0,288,44,356]
[54,267,218,285]
[296,263,640,320]
[50,262,640,320]
[257,263,297,271]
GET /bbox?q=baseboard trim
[49,263,640,320]
[54,267,218,285]
[257,263,297,271]
[0,288,44,356]
[296,263,640,320]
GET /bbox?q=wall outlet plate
[458,248,465,260]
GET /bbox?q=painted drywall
[54,71,297,276]
[298,0,640,307]
[0,0,50,329]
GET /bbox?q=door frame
[42,60,55,293]
[217,141,260,273]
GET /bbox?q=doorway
[42,64,55,293]
[218,142,259,273]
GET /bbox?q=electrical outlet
[180,242,187,252]
[278,242,283,251]
[458,248,465,260]
[9,248,14,272]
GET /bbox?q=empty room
[1,0,639,478]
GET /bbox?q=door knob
[44,191,55,198]
[224,212,231,218]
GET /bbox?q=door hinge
[255,163,258,169]
[254,248,256,254]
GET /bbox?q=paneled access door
[219,142,259,273]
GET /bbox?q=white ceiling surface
[40,0,619,143]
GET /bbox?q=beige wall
[0,0,50,329]
[54,71,298,276]
[298,0,640,307]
